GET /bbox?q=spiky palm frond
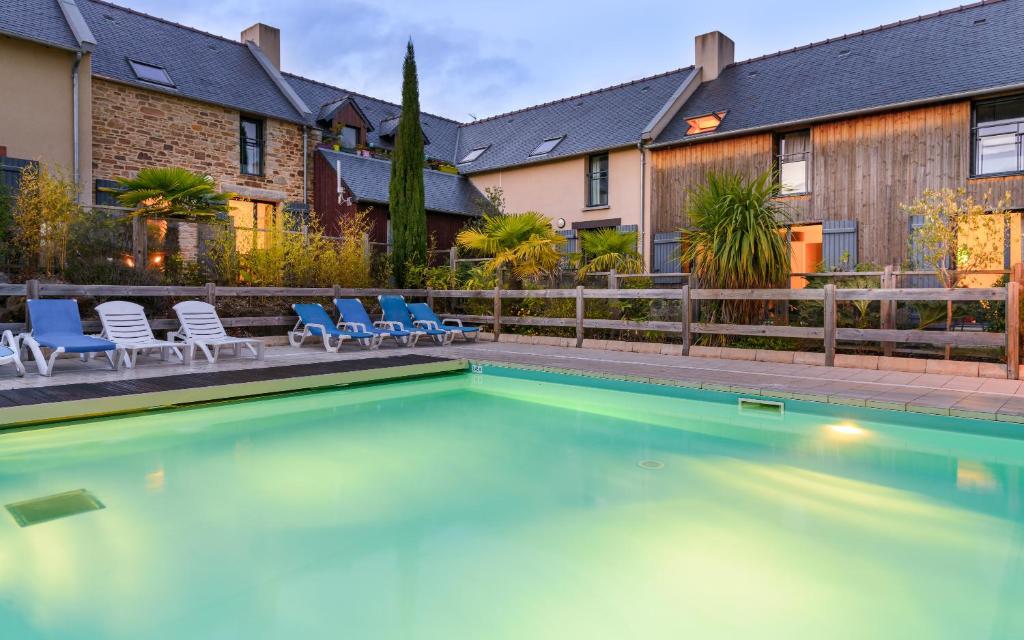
[576,227,643,279]
[456,212,565,283]
[108,167,232,220]
[680,171,791,290]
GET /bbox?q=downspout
[637,140,646,268]
[72,51,82,194]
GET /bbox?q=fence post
[131,215,147,271]
[25,279,40,301]
[575,286,585,348]
[608,269,618,290]
[492,286,502,342]
[449,246,458,273]
[1008,280,1020,380]
[824,284,836,367]
[205,282,217,306]
[333,284,342,301]
[426,287,434,308]
[681,285,690,356]
[881,265,894,357]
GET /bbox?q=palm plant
[456,212,566,284]
[109,167,231,219]
[575,227,643,280]
[681,171,791,330]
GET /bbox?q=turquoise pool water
[2,366,1024,638]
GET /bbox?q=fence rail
[0,279,1019,379]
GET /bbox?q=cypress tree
[389,39,428,286]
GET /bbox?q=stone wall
[91,78,309,204]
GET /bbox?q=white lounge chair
[1,330,25,377]
[169,300,265,364]
[96,301,186,369]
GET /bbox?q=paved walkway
[446,341,1024,423]
[4,339,1024,423]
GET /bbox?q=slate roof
[655,0,1024,146]
[0,0,81,50]
[319,148,485,217]
[77,0,308,124]
[288,73,461,161]
[454,67,694,173]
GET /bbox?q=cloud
[116,0,533,120]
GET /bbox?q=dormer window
[685,111,726,135]
[128,60,174,87]
[459,146,489,164]
[340,126,359,150]
[530,136,565,157]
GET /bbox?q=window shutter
[822,220,857,271]
[616,224,638,234]
[907,215,942,287]
[652,231,681,274]
[556,229,577,254]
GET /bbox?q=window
[776,129,810,194]
[239,117,264,176]
[586,153,609,207]
[973,95,1024,176]
[685,111,726,135]
[530,136,565,157]
[459,146,489,164]
[128,60,174,87]
[340,125,360,150]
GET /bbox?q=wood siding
[312,150,471,250]
[651,100,1024,265]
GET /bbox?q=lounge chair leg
[45,349,63,377]
[23,337,50,376]
[197,342,216,364]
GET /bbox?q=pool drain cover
[6,489,105,527]
[637,460,665,470]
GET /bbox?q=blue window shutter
[822,220,857,271]
[556,229,577,254]
[652,231,681,274]
[616,224,638,233]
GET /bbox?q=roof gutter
[647,81,1024,150]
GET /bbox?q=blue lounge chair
[334,298,412,347]
[408,302,479,342]
[378,295,453,346]
[0,330,25,377]
[21,299,121,376]
[288,303,377,351]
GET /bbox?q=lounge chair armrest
[414,320,442,331]
[306,323,328,335]
[340,321,368,333]
[441,318,464,327]
[1,330,19,349]
[376,320,401,331]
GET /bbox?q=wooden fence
[0,278,1020,379]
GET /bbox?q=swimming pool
[2,365,1023,638]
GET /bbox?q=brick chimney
[694,31,734,82]
[241,23,281,69]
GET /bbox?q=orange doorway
[788,224,822,288]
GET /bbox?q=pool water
[2,366,1024,639]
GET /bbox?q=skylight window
[128,60,174,87]
[529,136,565,157]
[685,111,727,135]
[459,146,489,164]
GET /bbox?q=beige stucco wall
[0,36,92,202]
[468,147,644,230]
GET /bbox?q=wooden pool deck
[4,339,1024,426]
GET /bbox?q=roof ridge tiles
[84,0,252,50]
[460,65,695,127]
[284,71,463,125]
[728,0,1004,68]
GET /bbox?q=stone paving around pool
[3,338,1024,424]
